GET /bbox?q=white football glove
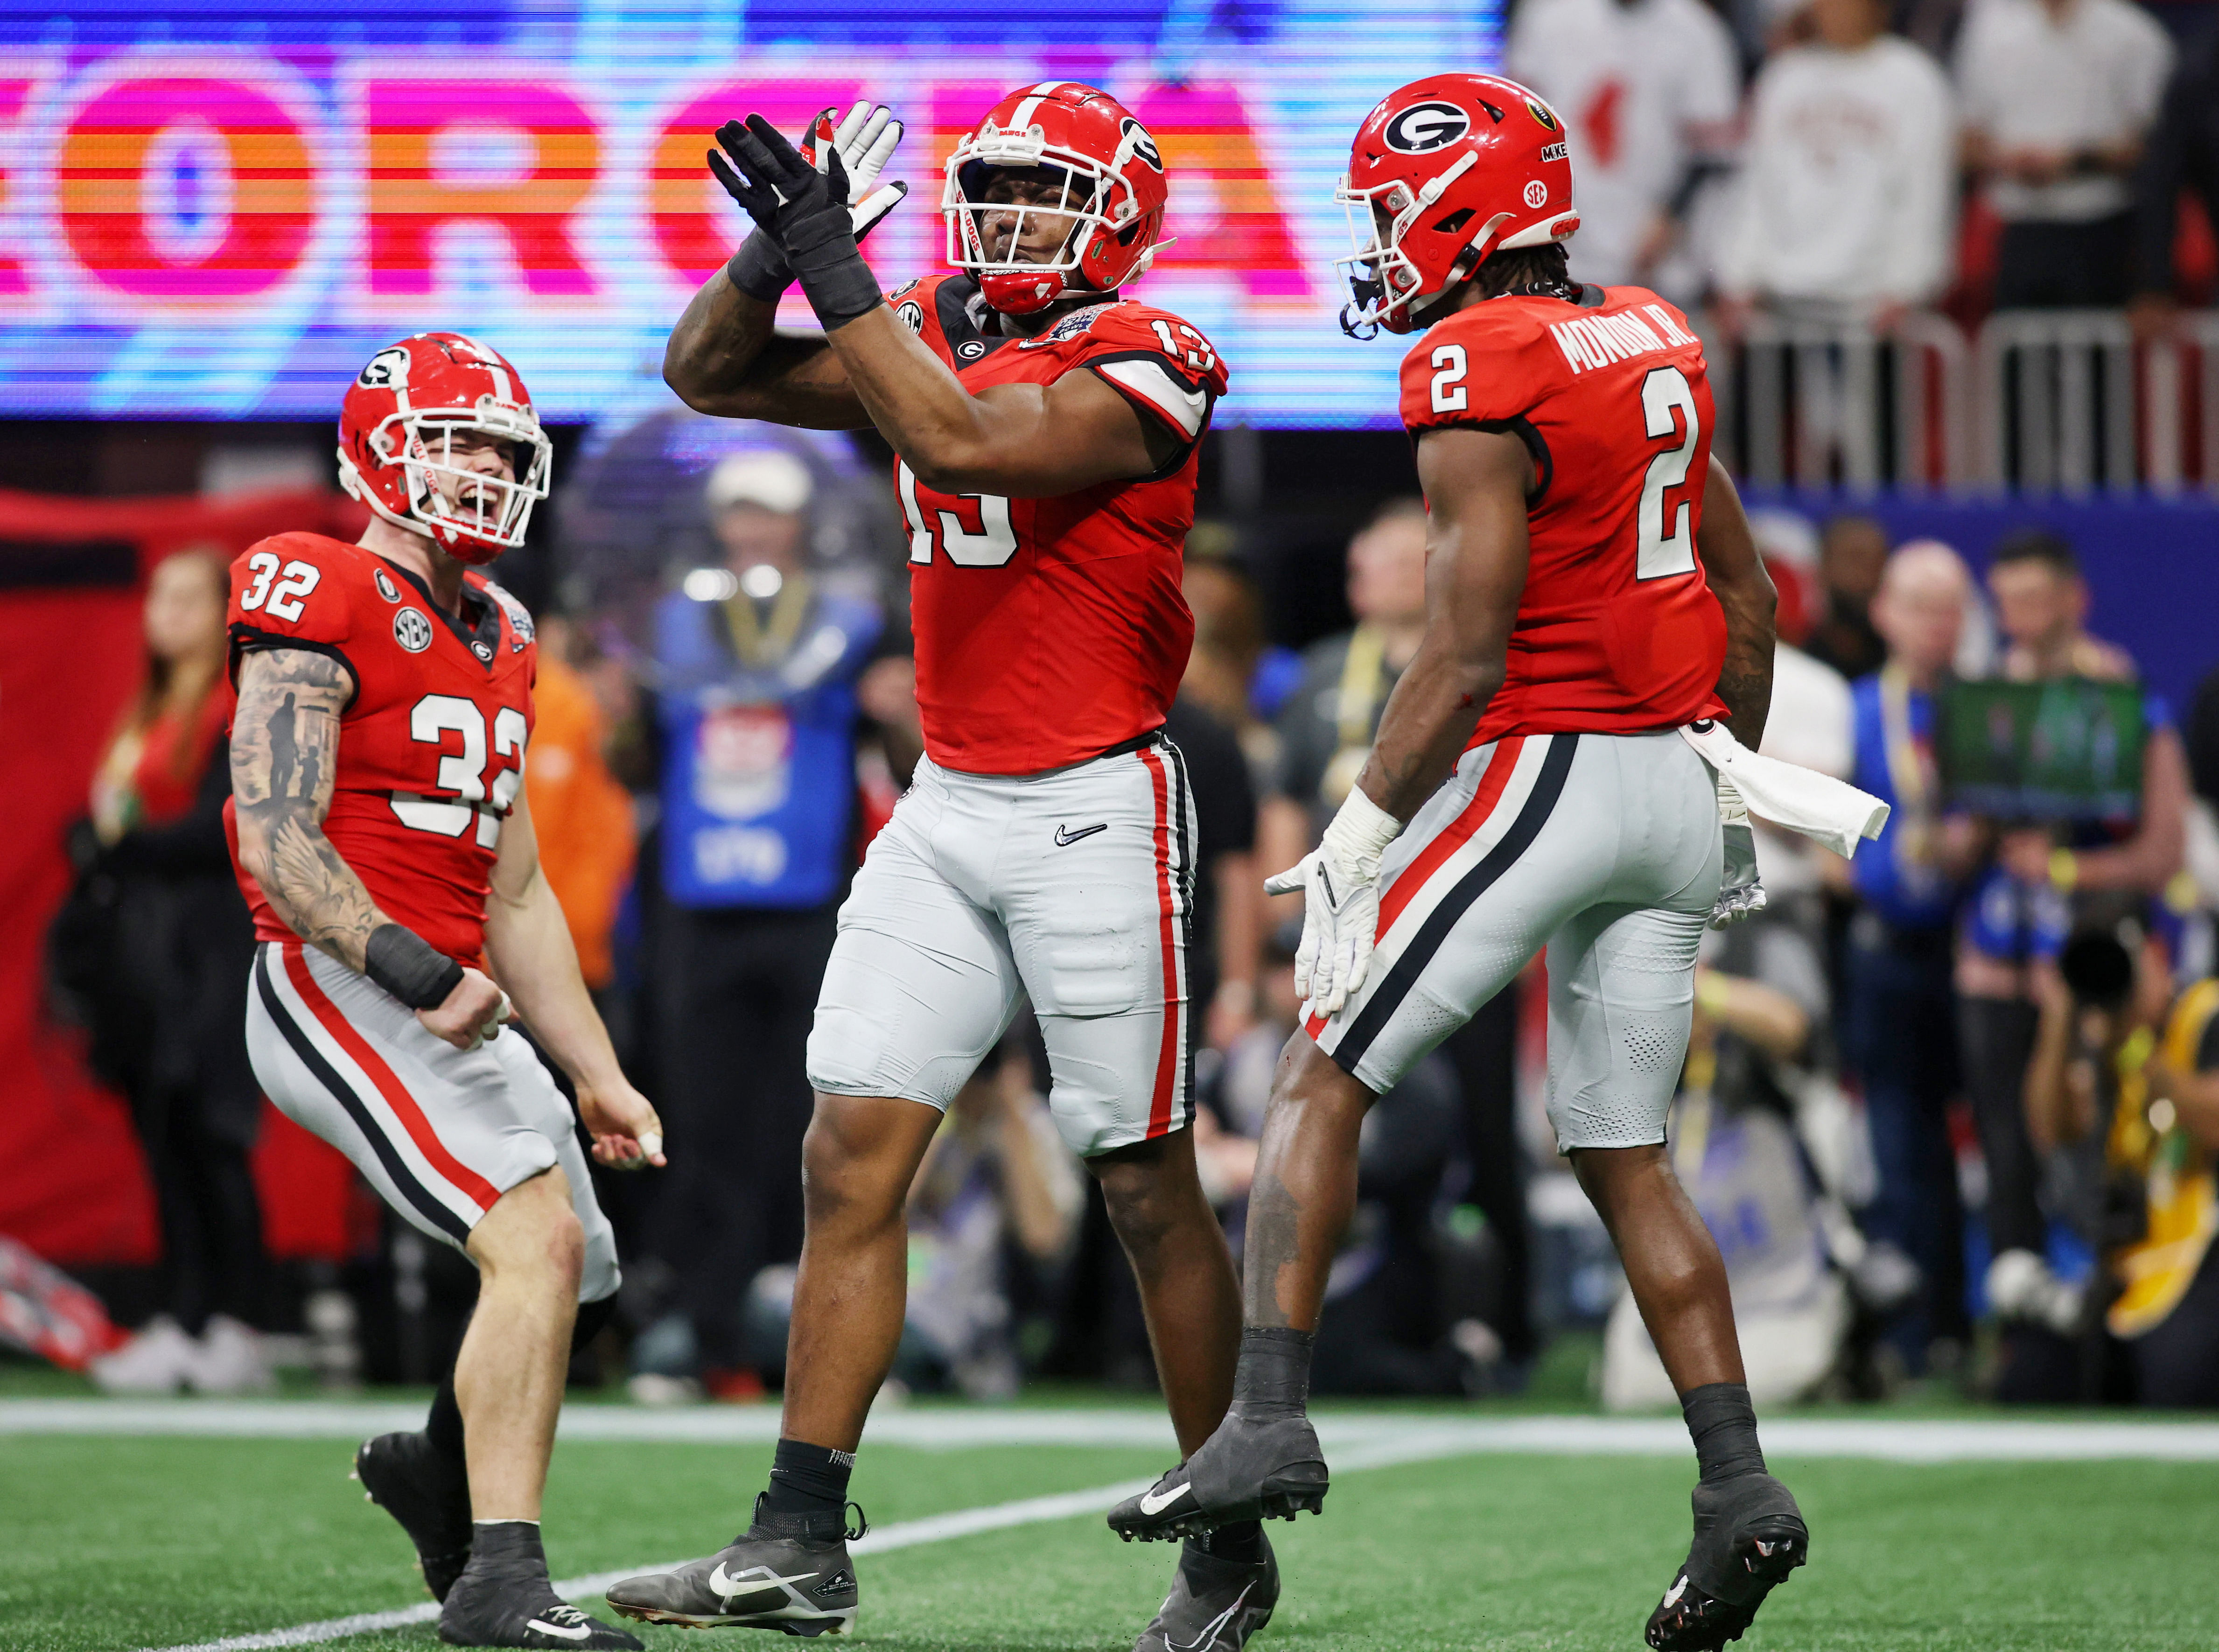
[1263,786,1404,1018]
[1711,774,1768,929]
[803,101,908,241]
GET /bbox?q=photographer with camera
[1955,531,2189,1358]
[2021,929,2219,1408]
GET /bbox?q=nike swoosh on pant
[1055,823,1109,846]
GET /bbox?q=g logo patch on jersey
[358,347,409,389]
[394,608,434,653]
[374,568,402,603]
[1383,101,1471,154]
[957,339,988,360]
[471,640,494,662]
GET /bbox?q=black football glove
[720,103,906,305]
[709,113,883,328]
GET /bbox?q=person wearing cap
[642,445,889,1395]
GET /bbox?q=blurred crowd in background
[34,0,2219,1412]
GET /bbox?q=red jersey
[222,531,537,969]
[892,274,1229,774]
[1400,284,1729,748]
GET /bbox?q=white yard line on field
[14,1398,2219,1461]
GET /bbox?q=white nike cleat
[604,1498,862,1635]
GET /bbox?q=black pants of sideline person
[1846,935,1967,1365]
[1959,995,2047,1258]
[1993,213,2134,309]
[648,900,838,1370]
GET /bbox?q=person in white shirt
[1715,0,1957,331]
[1956,0,2173,307]
[1506,0,1742,295]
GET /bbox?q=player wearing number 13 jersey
[1112,73,1815,1652]
[610,84,1264,1652]
[224,333,658,1650]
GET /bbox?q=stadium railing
[1707,308,2219,499]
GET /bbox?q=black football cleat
[1108,1414,1327,1543]
[604,1498,862,1634]
[438,1559,642,1649]
[1645,1472,1808,1651]
[355,1430,473,1602]
[1133,1533,1278,1652]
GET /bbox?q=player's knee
[799,1102,912,1235]
[1093,1145,1207,1269]
[473,1167,583,1290]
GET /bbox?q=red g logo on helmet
[1382,102,1471,154]
[1336,72,1581,338]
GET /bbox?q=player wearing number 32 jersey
[1112,72,1888,1652]
[609,83,1264,1652]
[224,333,658,1650]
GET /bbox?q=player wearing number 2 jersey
[609,85,1262,1652]
[1112,73,1819,1652]
[225,333,658,1650]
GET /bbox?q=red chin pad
[429,520,508,566]
[979,266,1068,315]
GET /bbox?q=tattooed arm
[1694,455,1777,750]
[1354,427,1533,822]
[229,646,388,969]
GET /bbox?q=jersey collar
[375,553,504,670]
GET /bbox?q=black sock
[426,1296,617,1470]
[427,1369,466,1466]
[1681,1382,1766,1484]
[1194,1519,1265,1562]
[469,1519,546,1573]
[1231,1327,1314,1421]
[760,1438,854,1520]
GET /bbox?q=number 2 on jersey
[1636,366,1700,581]
[896,460,1017,568]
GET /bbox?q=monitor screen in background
[0,3,1498,426]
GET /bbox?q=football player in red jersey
[225,333,660,1650]
[1110,75,1813,1652]
[605,89,1262,1652]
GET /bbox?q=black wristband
[726,228,793,304]
[364,923,465,1010]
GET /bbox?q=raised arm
[662,269,872,429]
[1356,427,1533,820]
[820,306,1180,496]
[482,788,665,1167]
[1694,454,1778,750]
[230,647,385,968]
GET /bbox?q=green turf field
[5,1399,2218,1652]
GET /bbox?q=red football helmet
[1336,73,1581,337]
[942,81,1170,315]
[336,333,552,565]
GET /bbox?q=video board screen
[0,3,1498,426]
